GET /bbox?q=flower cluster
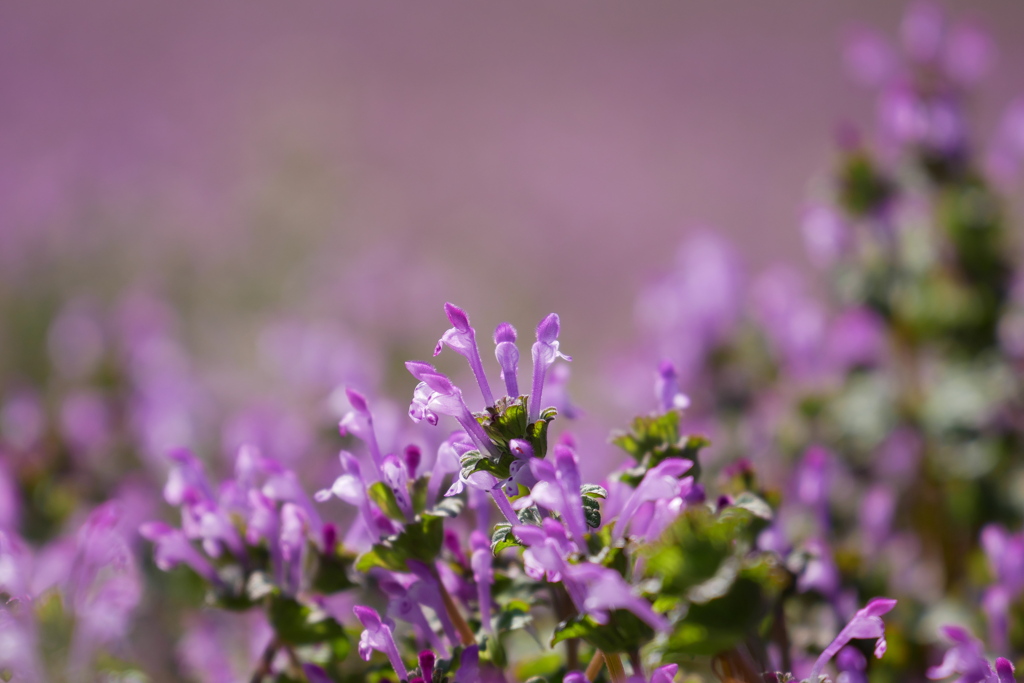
[0,3,1020,683]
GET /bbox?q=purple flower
[859,485,896,557]
[655,360,690,413]
[381,454,413,519]
[261,469,324,542]
[419,650,436,682]
[163,448,214,507]
[981,525,1024,595]
[316,451,373,530]
[563,563,669,633]
[454,644,480,683]
[983,586,1011,659]
[195,502,246,560]
[801,204,850,268]
[836,645,868,683]
[302,664,332,683]
[797,539,840,598]
[495,438,537,497]
[339,387,385,478]
[470,531,494,635]
[809,597,897,681]
[649,664,680,683]
[528,445,588,546]
[494,322,520,398]
[380,574,452,658]
[427,432,474,503]
[927,625,1013,683]
[826,308,886,372]
[139,521,219,585]
[995,659,1017,683]
[612,458,693,543]
[434,303,494,406]
[515,519,575,584]
[752,267,827,380]
[795,446,832,529]
[635,233,744,384]
[354,605,408,681]
[406,361,496,456]
[529,313,571,423]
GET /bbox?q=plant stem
[605,652,627,683]
[585,651,605,681]
[432,564,476,646]
[249,638,279,683]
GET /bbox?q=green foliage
[355,512,446,572]
[491,524,522,554]
[644,506,788,661]
[495,599,534,633]
[477,396,559,459]
[491,506,544,554]
[582,496,601,529]
[310,549,357,595]
[268,594,349,650]
[838,151,895,217]
[611,411,707,485]
[480,396,531,447]
[460,449,515,482]
[367,482,406,521]
[551,610,655,653]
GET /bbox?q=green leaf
[479,396,530,446]
[642,507,746,596]
[731,492,773,521]
[551,610,655,653]
[427,496,465,518]
[526,408,558,458]
[611,412,681,460]
[310,550,357,595]
[838,150,895,218]
[517,506,543,526]
[367,482,406,521]
[460,450,515,481]
[514,653,564,682]
[269,595,347,646]
[583,496,601,529]
[581,484,607,499]
[495,600,534,633]
[662,576,764,657]
[355,514,446,572]
[491,523,521,554]
[410,475,430,515]
[610,413,707,484]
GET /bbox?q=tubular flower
[809,597,897,681]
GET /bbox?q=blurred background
[2,3,1024,680]
[0,0,1021,477]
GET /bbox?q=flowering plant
[0,3,1021,683]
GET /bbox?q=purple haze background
[3,1,1023,411]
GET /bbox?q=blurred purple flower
[809,597,897,681]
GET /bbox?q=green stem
[605,652,627,683]
[432,564,476,646]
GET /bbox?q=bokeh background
[3,0,1023,456]
[2,3,1024,681]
